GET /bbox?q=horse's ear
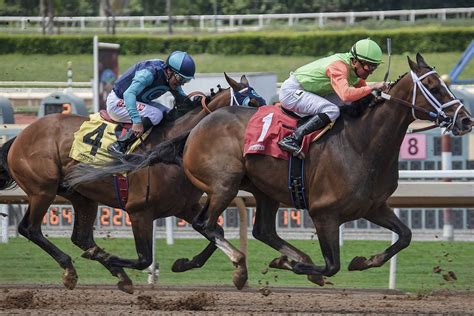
[416,53,430,69]
[240,75,249,86]
[407,56,419,72]
[224,72,240,90]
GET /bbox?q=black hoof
[171,258,195,273]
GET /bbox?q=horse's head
[223,72,267,107]
[406,53,472,136]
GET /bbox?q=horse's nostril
[461,117,473,127]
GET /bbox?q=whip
[383,38,392,84]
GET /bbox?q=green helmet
[350,38,383,64]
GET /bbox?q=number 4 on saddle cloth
[243,105,333,210]
[69,111,151,165]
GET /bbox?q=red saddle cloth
[243,105,324,160]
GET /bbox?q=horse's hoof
[348,256,368,271]
[171,258,193,273]
[232,268,248,290]
[307,274,325,286]
[269,256,291,270]
[293,262,317,275]
[62,268,78,290]
[117,279,134,294]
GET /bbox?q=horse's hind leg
[18,195,78,290]
[192,193,248,290]
[68,194,134,294]
[348,203,412,271]
[250,190,324,286]
[172,203,223,273]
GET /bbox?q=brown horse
[0,74,265,293]
[109,54,472,289]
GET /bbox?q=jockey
[278,38,386,155]
[107,50,196,155]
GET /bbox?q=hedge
[0,27,472,55]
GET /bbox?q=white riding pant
[279,75,342,122]
[106,90,168,125]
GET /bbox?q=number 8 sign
[400,134,427,160]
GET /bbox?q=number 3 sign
[400,134,427,160]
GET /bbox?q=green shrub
[0,27,472,55]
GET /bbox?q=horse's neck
[346,77,414,163]
[146,91,230,147]
[147,107,206,146]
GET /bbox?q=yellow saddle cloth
[69,113,150,165]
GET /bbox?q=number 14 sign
[400,134,427,160]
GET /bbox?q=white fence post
[147,219,158,284]
[165,216,174,245]
[0,204,9,244]
[389,208,400,290]
[339,224,344,247]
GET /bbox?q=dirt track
[1,285,473,315]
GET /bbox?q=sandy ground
[1,284,473,315]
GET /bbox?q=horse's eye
[430,86,440,94]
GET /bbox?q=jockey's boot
[108,117,153,156]
[278,113,331,155]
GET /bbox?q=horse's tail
[65,131,190,188]
[0,137,17,190]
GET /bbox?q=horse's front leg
[301,216,341,277]
[172,226,223,272]
[69,195,134,294]
[348,203,412,271]
[251,191,325,286]
[171,203,222,273]
[104,211,154,271]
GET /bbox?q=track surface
[1,284,473,314]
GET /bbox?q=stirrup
[293,147,305,159]
[107,142,128,156]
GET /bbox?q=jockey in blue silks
[107,51,196,155]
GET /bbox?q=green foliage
[0,27,472,56]
[2,0,473,16]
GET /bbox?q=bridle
[187,84,265,115]
[379,69,465,133]
[229,86,266,107]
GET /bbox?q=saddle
[99,110,132,139]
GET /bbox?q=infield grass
[0,52,472,83]
[0,237,472,294]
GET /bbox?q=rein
[187,91,213,114]
[379,70,464,133]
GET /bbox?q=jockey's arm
[123,69,154,124]
[170,86,188,107]
[326,61,372,103]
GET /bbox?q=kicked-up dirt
[0,284,473,315]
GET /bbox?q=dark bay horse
[0,74,265,293]
[110,54,472,289]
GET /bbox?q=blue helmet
[166,51,196,80]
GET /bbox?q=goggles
[358,59,378,72]
[174,72,191,85]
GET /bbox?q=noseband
[380,70,464,132]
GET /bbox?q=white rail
[0,7,472,32]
